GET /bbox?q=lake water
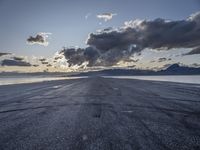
[104,75,200,84]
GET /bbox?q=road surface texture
[0,77,200,150]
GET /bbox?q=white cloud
[85,13,91,20]
[97,13,117,22]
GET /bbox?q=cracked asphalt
[0,77,200,150]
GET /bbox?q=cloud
[85,13,91,20]
[55,45,140,68]
[1,59,31,66]
[97,13,117,22]
[39,58,46,62]
[0,53,51,68]
[13,56,24,61]
[158,57,167,62]
[56,11,200,68]
[157,57,172,62]
[55,46,100,67]
[88,11,200,52]
[0,52,11,57]
[192,63,200,67]
[0,53,33,67]
[183,47,200,55]
[27,32,51,46]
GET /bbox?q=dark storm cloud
[94,46,141,66]
[183,47,200,55]
[58,11,200,68]
[27,32,51,46]
[84,47,100,66]
[58,46,100,67]
[57,46,140,67]
[87,11,200,52]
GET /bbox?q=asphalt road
[0,77,200,150]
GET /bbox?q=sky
[0,0,200,71]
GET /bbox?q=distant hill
[70,64,200,76]
[158,64,200,75]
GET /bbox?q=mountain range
[70,64,200,76]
